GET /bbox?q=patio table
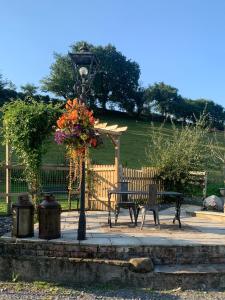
[107,190,183,228]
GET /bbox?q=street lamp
[69,43,99,240]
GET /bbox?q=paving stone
[2,204,225,248]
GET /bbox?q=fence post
[114,137,120,185]
[203,171,208,199]
[6,142,11,214]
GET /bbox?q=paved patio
[3,204,225,246]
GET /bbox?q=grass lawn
[0,112,225,215]
[0,194,79,215]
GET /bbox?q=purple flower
[54,130,67,144]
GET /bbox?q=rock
[129,257,154,273]
[203,195,224,212]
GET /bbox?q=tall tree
[21,83,38,96]
[41,53,75,100]
[131,87,148,117]
[185,99,225,129]
[0,74,18,105]
[41,42,140,111]
[145,82,181,116]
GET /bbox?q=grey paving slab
[109,236,142,246]
[3,205,225,246]
[79,237,112,246]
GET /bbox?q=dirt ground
[1,281,225,300]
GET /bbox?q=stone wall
[1,255,225,290]
[2,238,225,289]
[1,239,225,265]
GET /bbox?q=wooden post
[203,171,208,199]
[108,134,121,187]
[85,148,90,210]
[6,142,11,215]
[114,136,120,185]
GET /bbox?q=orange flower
[90,138,97,147]
[72,98,78,106]
[67,110,78,121]
[89,116,95,125]
[77,147,86,155]
[65,99,73,110]
[86,110,93,118]
[57,116,66,128]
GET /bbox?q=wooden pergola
[94,121,127,183]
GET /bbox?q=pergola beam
[94,122,127,136]
[94,122,128,184]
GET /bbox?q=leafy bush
[146,116,213,192]
[1,98,61,202]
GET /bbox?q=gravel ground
[1,282,225,300]
[0,216,12,236]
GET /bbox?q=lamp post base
[77,210,86,240]
[77,160,86,241]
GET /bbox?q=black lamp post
[69,43,99,240]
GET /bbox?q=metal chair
[139,184,160,229]
[115,181,136,225]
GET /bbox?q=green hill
[90,113,225,195]
[90,114,173,168]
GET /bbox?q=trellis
[94,120,127,183]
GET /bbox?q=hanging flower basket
[54,98,101,192]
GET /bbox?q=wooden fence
[88,165,164,210]
[88,164,117,210]
[122,167,164,192]
[1,162,207,213]
[88,165,207,210]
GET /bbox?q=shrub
[146,116,213,192]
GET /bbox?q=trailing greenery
[146,116,214,192]
[1,98,61,202]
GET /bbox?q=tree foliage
[20,83,38,96]
[41,41,141,112]
[41,53,75,100]
[0,74,18,105]
[146,116,213,191]
[146,82,181,116]
[145,82,225,129]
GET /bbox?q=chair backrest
[118,181,128,202]
[147,184,157,207]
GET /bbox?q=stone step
[155,263,225,274]
[153,263,225,289]
[1,254,225,290]
[190,210,225,222]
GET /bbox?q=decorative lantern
[12,194,34,238]
[38,194,61,240]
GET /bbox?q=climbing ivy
[1,98,61,202]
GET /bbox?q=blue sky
[1,0,225,106]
